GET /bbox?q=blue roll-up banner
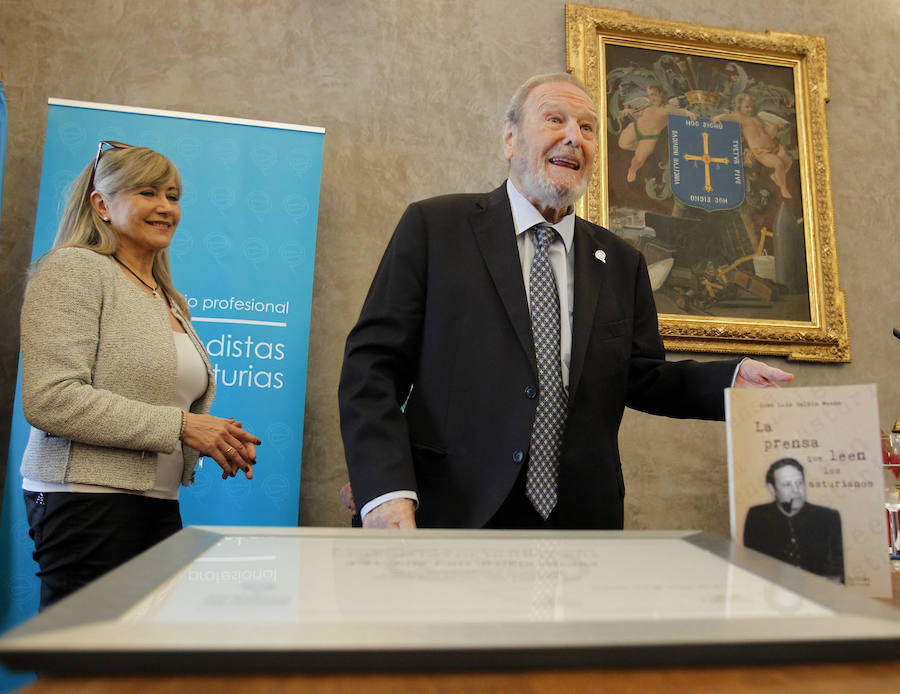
[0,100,324,644]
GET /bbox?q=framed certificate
[1,527,898,674]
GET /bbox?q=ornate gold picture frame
[566,5,849,361]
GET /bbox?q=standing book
[726,384,891,598]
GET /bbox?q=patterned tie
[526,223,568,519]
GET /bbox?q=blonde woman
[20,141,261,609]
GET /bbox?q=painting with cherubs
[606,45,808,322]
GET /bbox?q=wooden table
[16,660,900,694]
[19,572,900,694]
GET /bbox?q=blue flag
[668,114,744,212]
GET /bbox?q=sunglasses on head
[88,140,132,191]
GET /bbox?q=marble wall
[0,0,897,531]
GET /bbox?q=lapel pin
[595,250,607,263]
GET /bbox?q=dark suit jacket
[743,501,845,582]
[338,184,738,529]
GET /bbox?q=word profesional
[187,295,290,316]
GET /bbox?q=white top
[24,331,208,500]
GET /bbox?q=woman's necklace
[112,254,159,298]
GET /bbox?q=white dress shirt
[507,178,575,391]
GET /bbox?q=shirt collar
[506,179,575,251]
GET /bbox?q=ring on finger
[224,446,236,456]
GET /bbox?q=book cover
[726,384,891,597]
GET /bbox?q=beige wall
[0,0,897,532]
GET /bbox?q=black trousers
[24,491,182,611]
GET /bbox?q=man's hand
[734,358,794,388]
[362,498,417,529]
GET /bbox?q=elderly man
[338,72,791,530]
[743,458,844,583]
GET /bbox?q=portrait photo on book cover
[743,457,844,584]
[727,384,889,597]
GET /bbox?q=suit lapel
[570,219,610,396]
[470,186,538,377]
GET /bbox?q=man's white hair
[504,72,596,126]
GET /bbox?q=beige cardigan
[20,247,215,491]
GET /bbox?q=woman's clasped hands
[180,413,261,479]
